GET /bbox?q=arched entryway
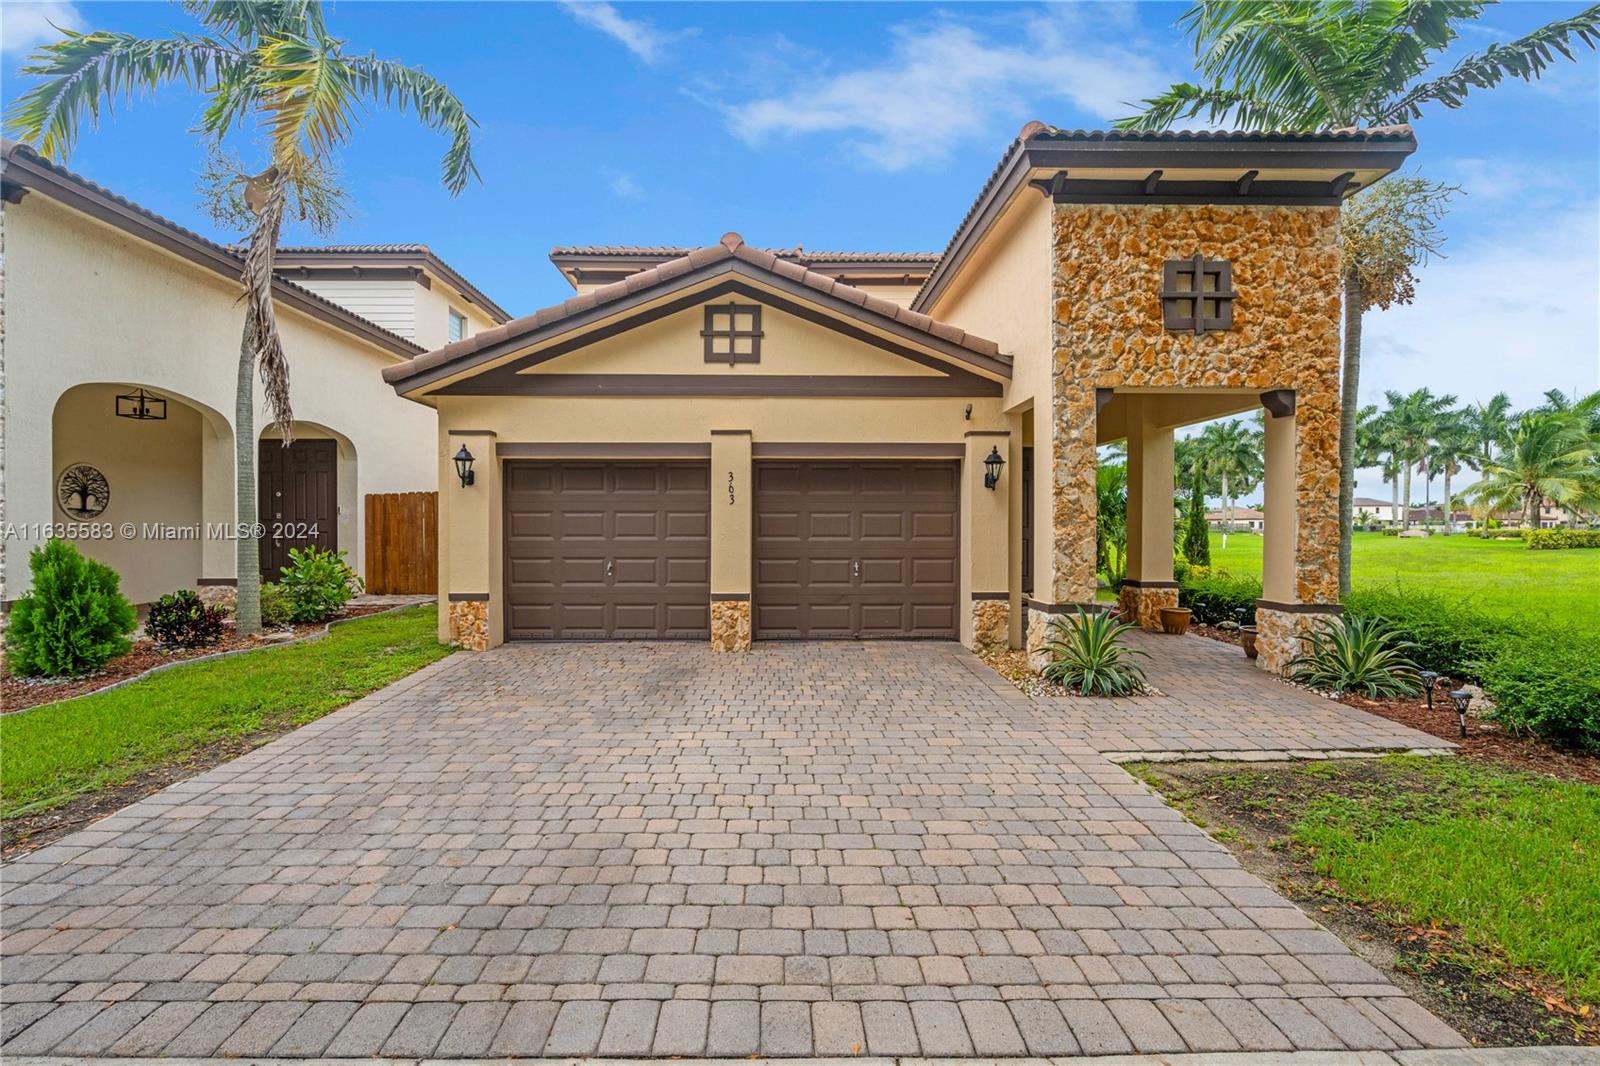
[257,422,359,581]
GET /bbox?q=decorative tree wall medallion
[58,464,111,518]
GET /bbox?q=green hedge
[1524,529,1600,550]
[1175,571,1600,749]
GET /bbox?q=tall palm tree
[1468,410,1599,527]
[1464,392,1513,467]
[1196,419,1263,549]
[1382,388,1456,529]
[8,1,478,633]
[1119,0,1600,594]
[1430,410,1477,533]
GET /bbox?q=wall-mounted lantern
[453,444,476,487]
[115,387,167,421]
[983,446,1005,491]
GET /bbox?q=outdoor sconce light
[983,446,1005,491]
[1419,670,1439,712]
[1448,688,1473,737]
[453,444,476,488]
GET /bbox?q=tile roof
[552,245,941,264]
[2,140,423,358]
[385,232,1003,389]
[271,245,511,322]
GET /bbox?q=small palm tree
[1468,410,1598,528]
[7,1,478,633]
[1195,419,1262,549]
[1383,388,1457,529]
[1465,392,1514,468]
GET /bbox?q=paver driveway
[1,641,1465,1058]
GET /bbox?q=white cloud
[1352,198,1600,500]
[559,2,688,65]
[721,9,1172,171]
[602,167,641,198]
[1,1,82,55]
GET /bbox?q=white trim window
[448,309,468,343]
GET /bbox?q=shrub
[1524,529,1600,550]
[5,540,136,677]
[1287,615,1423,697]
[1343,586,1509,679]
[1381,527,1401,536]
[1478,625,1600,749]
[146,590,226,649]
[1041,611,1149,696]
[1178,566,1261,625]
[274,547,363,623]
[259,582,292,627]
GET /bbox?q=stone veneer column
[1027,385,1101,670]
[962,430,1011,653]
[1256,397,1341,673]
[1118,396,1179,631]
[709,430,752,651]
[442,429,498,651]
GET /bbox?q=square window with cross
[702,302,763,363]
[1161,255,1236,334]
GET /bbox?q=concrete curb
[6,601,435,715]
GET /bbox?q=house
[1,141,507,606]
[1353,496,1402,526]
[382,122,1416,673]
[1206,507,1265,532]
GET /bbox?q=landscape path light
[1448,688,1473,738]
[1419,670,1439,712]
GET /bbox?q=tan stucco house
[383,123,1416,672]
[1,141,507,606]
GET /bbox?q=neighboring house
[1,141,507,605]
[1353,495,1402,526]
[383,122,1416,674]
[1206,507,1265,531]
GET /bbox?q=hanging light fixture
[115,387,167,421]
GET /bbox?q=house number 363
[727,471,736,505]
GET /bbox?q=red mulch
[1189,627,1600,784]
[2,605,390,714]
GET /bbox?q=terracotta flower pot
[1239,625,1259,660]
[1158,607,1192,636]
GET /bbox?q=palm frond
[182,0,322,45]
[4,29,242,159]
[344,55,479,194]
[1379,4,1600,123]
[256,33,362,165]
[1114,84,1300,130]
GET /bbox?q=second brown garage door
[754,460,959,639]
[504,461,710,639]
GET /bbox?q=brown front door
[258,438,338,580]
[503,461,710,639]
[754,460,959,639]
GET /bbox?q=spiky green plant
[1288,616,1423,698]
[1041,612,1150,697]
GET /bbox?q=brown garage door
[754,460,959,639]
[504,461,710,639]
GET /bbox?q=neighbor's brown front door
[503,461,711,639]
[258,438,338,580]
[753,460,959,639]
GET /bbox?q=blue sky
[5,1,1598,501]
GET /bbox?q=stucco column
[443,429,497,651]
[1256,393,1341,673]
[962,430,1010,652]
[1119,397,1177,631]
[198,417,235,584]
[1028,382,1099,669]
[709,430,752,651]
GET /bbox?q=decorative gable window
[1160,255,1236,334]
[702,302,763,364]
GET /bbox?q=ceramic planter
[1158,606,1192,636]
[1240,625,1259,659]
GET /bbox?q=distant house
[1206,507,1265,532]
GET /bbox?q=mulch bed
[2,605,390,714]
[1185,624,1600,784]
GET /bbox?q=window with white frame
[448,309,467,343]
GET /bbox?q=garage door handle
[606,559,614,578]
[852,560,860,578]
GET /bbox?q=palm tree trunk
[1402,462,1414,530]
[1337,269,1362,597]
[1221,472,1231,550]
[1442,464,1453,533]
[1390,464,1400,527]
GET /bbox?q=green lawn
[1205,530,1600,634]
[1,605,451,820]
[1293,757,1600,1004]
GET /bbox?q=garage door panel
[754,460,958,640]
[505,461,710,640]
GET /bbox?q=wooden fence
[364,491,438,594]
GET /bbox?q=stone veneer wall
[1255,606,1332,675]
[970,599,1009,653]
[710,599,751,652]
[1050,204,1343,610]
[448,599,489,651]
[1117,584,1178,632]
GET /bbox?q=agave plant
[1041,612,1149,697]
[1288,616,1423,698]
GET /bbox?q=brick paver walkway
[1,642,1465,1057]
[1044,630,1452,760]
